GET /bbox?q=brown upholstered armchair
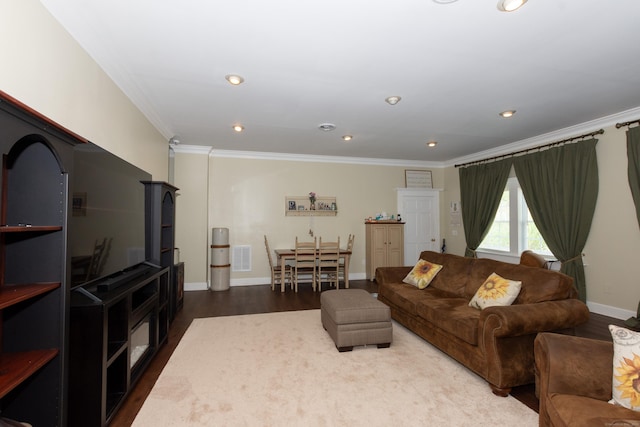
[519,250,549,269]
[534,332,640,426]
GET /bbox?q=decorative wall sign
[72,192,87,216]
[405,170,433,188]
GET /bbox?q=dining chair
[264,235,291,291]
[338,234,354,287]
[316,236,340,292]
[293,237,317,292]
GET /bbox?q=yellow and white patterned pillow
[609,325,640,411]
[403,259,443,290]
[469,272,522,309]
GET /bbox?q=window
[480,177,552,256]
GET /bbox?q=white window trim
[478,176,553,261]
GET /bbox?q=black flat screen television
[69,142,151,289]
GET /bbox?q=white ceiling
[39,0,640,164]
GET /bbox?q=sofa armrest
[375,266,412,286]
[480,299,590,338]
[535,332,613,401]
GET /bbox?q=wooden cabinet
[144,182,179,323]
[365,222,405,280]
[0,92,84,426]
[68,267,169,427]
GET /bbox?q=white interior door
[397,189,440,265]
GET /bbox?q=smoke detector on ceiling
[318,123,336,132]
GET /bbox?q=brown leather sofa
[376,251,589,396]
[535,332,640,426]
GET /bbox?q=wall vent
[232,245,251,272]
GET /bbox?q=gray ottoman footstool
[321,288,392,352]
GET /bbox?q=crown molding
[170,145,214,155]
[209,149,443,168]
[170,105,640,168]
[445,105,640,168]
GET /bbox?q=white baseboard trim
[183,272,371,290]
[227,272,369,287]
[185,282,208,291]
[587,301,635,321]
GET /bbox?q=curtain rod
[454,129,604,168]
[615,118,640,129]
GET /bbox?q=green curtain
[513,139,599,302]
[459,159,512,258]
[627,126,640,228]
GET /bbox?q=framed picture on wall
[72,192,87,216]
[405,170,433,188]
[288,200,297,210]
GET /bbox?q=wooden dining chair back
[317,236,340,292]
[338,234,354,287]
[264,235,291,291]
[86,237,112,281]
[293,237,317,292]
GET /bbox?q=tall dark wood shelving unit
[0,92,86,426]
[144,182,181,321]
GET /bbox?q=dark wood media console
[68,265,170,427]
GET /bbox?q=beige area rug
[133,310,538,426]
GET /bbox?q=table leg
[344,254,350,288]
[280,255,287,293]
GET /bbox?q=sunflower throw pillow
[609,325,640,411]
[468,272,522,310]
[403,259,443,289]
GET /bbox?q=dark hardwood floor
[109,280,626,426]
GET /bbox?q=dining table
[274,247,352,293]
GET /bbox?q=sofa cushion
[418,251,473,296]
[546,393,640,427]
[377,281,424,316]
[403,259,443,289]
[609,325,640,411]
[468,272,521,310]
[415,291,480,345]
[465,257,576,303]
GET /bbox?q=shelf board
[0,225,62,233]
[0,282,60,310]
[0,349,58,399]
[285,210,337,217]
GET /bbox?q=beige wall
[174,150,210,285]
[0,0,168,179]
[209,156,439,284]
[173,151,442,286]
[584,124,640,316]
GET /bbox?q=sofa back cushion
[419,251,473,296]
[465,257,577,303]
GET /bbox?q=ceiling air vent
[318,123,336,132]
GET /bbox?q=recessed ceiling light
[433,0,458,3]
[499,110,516,118]
[232,124,244,132]
[318,123,336,132]
[497,0,528,12]
[427,141,438,147]
[225,74,245,85]
[385,96,402,106]
[342,135,352,141]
